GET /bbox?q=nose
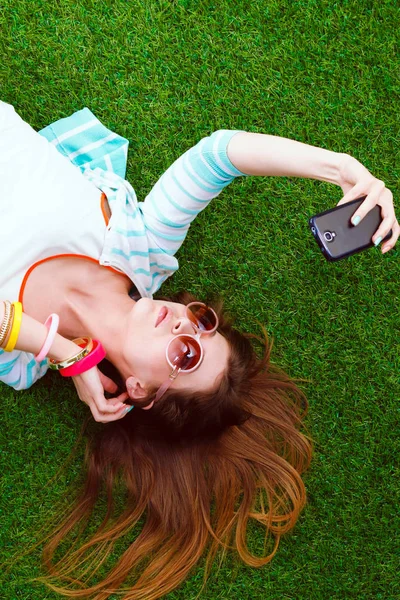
[172,316,195,335]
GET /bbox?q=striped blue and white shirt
[0,103,245,389]
[42,109,244,297]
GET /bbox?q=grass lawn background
[0,1,399,598]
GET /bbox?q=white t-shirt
[0,101,107,300]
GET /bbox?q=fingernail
[124,405,134,414]
[374,236,382,246]
[352,215,361,226]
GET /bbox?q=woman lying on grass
[0,100,398,599]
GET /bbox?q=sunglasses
[153,302,219,403]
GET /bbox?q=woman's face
[121,298,230,398]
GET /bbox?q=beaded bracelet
[4,302,23,352]
[35,314,60,362]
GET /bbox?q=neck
[60,270,135,369]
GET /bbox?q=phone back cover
[310,198,382,260]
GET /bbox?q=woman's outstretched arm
[227,132,344,182]
[227,132,399,253]
[142,130,398,258]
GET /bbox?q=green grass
[0,0,399,598]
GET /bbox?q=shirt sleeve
[139,130,247,258]
[39,108,129,179]
[0,349,49,390]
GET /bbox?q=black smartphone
[308,197,391,261]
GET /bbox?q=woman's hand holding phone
[336,154,399,254]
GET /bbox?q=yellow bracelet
[4,302,23,352]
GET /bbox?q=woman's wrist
[319,151,349,187]
[336,152,356,189]
[47,334,84,363]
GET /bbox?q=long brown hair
[39,292,312,599]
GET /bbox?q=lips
[155,306,171,327]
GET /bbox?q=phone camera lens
[324,231,336,243]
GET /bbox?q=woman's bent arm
[0,302,128,421]
[0,301,80,361]
[0,301,81,391]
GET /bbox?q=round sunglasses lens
[187,303,217,332]
[168,336,202,371]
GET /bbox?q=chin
[133,297,154,314]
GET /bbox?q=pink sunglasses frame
[153,302,219,403]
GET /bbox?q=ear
[125,376,155,411]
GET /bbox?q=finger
[349,196,375,225]
[90,403,131,423]
[94,392,129,413]
[349,181,385,226]
[102,391,130,404]
[382,219,400,254]
[102,403,133,423]
[371,215,395,246]
[118,405,135,420]
[98,371,118,394]
[93,394,127,414]
[337,184,365,206]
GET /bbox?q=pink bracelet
[35,314,60,362]
[59,339,106,377]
